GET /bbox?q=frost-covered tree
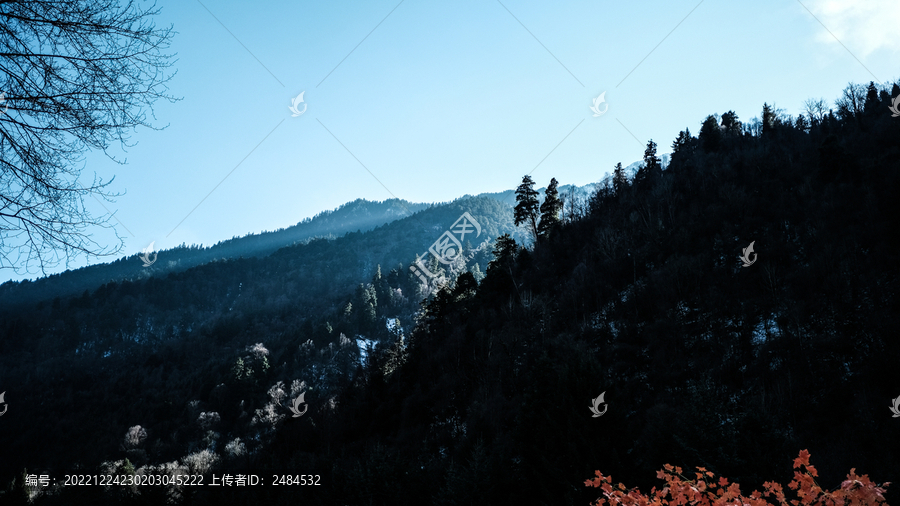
[123,425,147,449]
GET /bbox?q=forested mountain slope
[0,183,606,310]
[2,81,898,505]
[0,197,431,309]
[262,82,900,505]
[0,196,523,487]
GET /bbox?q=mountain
[0,198,431,309]
[0,194,526,486]
[0,176,618,310]
[3,78,896,506]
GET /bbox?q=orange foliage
[585,451,890,506]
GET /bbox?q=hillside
[0,195,526,486]
[0,182,609,311]
[1,81,898,505]
[0,198,432,309]
[318,88,900,504]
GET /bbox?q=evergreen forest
[1,80,899,505]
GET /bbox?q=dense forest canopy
[1,79,899,505]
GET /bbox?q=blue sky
[5,0,899,282]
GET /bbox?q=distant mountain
[0,197,432,309]
[0,173,622,309]
[0,152,676,311]
[0,195,524,483]
[0,194,528,349]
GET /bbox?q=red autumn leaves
[586,450,890,506]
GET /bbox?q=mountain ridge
[0,175,625,309]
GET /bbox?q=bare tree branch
[0,0,178,274]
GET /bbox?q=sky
[4,0,899,282]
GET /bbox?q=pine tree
[879,88,892,110]
[634,140,661,189]
[355,283,377,329]
[671,128,693,154]
[643,140,661,175]
[514,175,540,243]
[613,162,628,196]
[762,103,777,136]
[699,114,722,151]
[538,178,563,238]
[452,271,478,301]
[670,129,696,168]
[487,234,518,273]
[863,81,880,116]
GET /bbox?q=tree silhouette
[803,98,828,125]
[699,115,722,151]
[612,162,629,196]
[514,175,540,243]
[0,0,177,274]
[538,177,563,238]
[835,82,866,121]
[721,110,742,137]
[634,140,662,190]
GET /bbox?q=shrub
[586,450,889,506]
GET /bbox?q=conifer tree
[356,283,377,329]
[487,234,518,273]
[643,140,661,175]
[612,162,629,196]
[514,175,540,242]
[634,140,662,189]
[863,81,880,117]
[699,114,722,151]
[538,178,563,238]
[762,103,778,135]
[670,129,696,168]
